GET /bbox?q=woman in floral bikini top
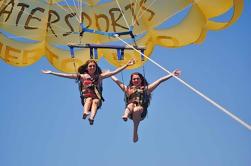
[42,59,135,125]
[111,69,181,142]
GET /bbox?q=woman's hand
[127,58,136,66]
[173,69,181,76]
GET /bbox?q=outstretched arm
[41,70,78,79]
[147,69,181,93]
[100,59,135,79]
[111,76,127,92]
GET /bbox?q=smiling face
[87,62,97,75]
[131,74,142,87]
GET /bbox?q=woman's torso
[80,73,101,99]
[126,86,147,105]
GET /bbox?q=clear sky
[1,1,251,166]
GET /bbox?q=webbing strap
[94,48,98,59]
[90,48,93,59]
[80,23,134,38]
[140,49,145,61]
[117,49,124,60]
[69,46,75,58]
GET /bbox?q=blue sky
[1,1,251,166]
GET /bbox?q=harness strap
[94,86,104,101]
[90,48,94,59]
[117,49,125,60]
[81,81,104,102]
[127,88,149,106]
[94,48,98,59]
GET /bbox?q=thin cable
[115,35,251,131]
[71,0,81,22]
[132,0,139,25]
[70,48,79,80]
[127,0,137,25]
[133,0,157,26]
[120,68,129,108]
[115,0,131,29]
[78,0,84,44]
[127,0,134,25]
[80,0,83,22]
[72,57,78,74]
[54,1,80,23]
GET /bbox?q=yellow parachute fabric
[0,0,243,72]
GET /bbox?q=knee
[132,107,143,120]
[128,103,134,107]
[134,106,143,114]
[85,98,92,103]
[92,99,100,105]
[127,103,134,110]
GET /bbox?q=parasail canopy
[0,0,243,72]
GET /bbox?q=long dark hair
[128,72,149,87]
[78,60,102,77]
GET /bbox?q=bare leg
[122,103,134,121]
[89,99,100,125]
[83,98,92,119]
[132,106,143,143]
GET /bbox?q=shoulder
[127,86,134,91]
[100,70,109,75]
[99,70,109,79]
[81,73,91,79]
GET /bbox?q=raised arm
[147,69,181,93]
[111,76,127,92]
[41,70,78,79]
[100,59,135,79]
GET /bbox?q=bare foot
[88,118,94,125]
[133,133,138,143]
[122,115,128,121]
[82,113,89,119]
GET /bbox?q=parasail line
[133,0,157,27]
[79,0,91,6]
[127,0,135,25]
[132,0,140,25]
[80,0,83,22]
[71,0,81,22]
[115,35,251,131]
[54,1,81,23]
[115,0,131,29]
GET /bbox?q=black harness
[77,74,104,107]
[127,86,149,107]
